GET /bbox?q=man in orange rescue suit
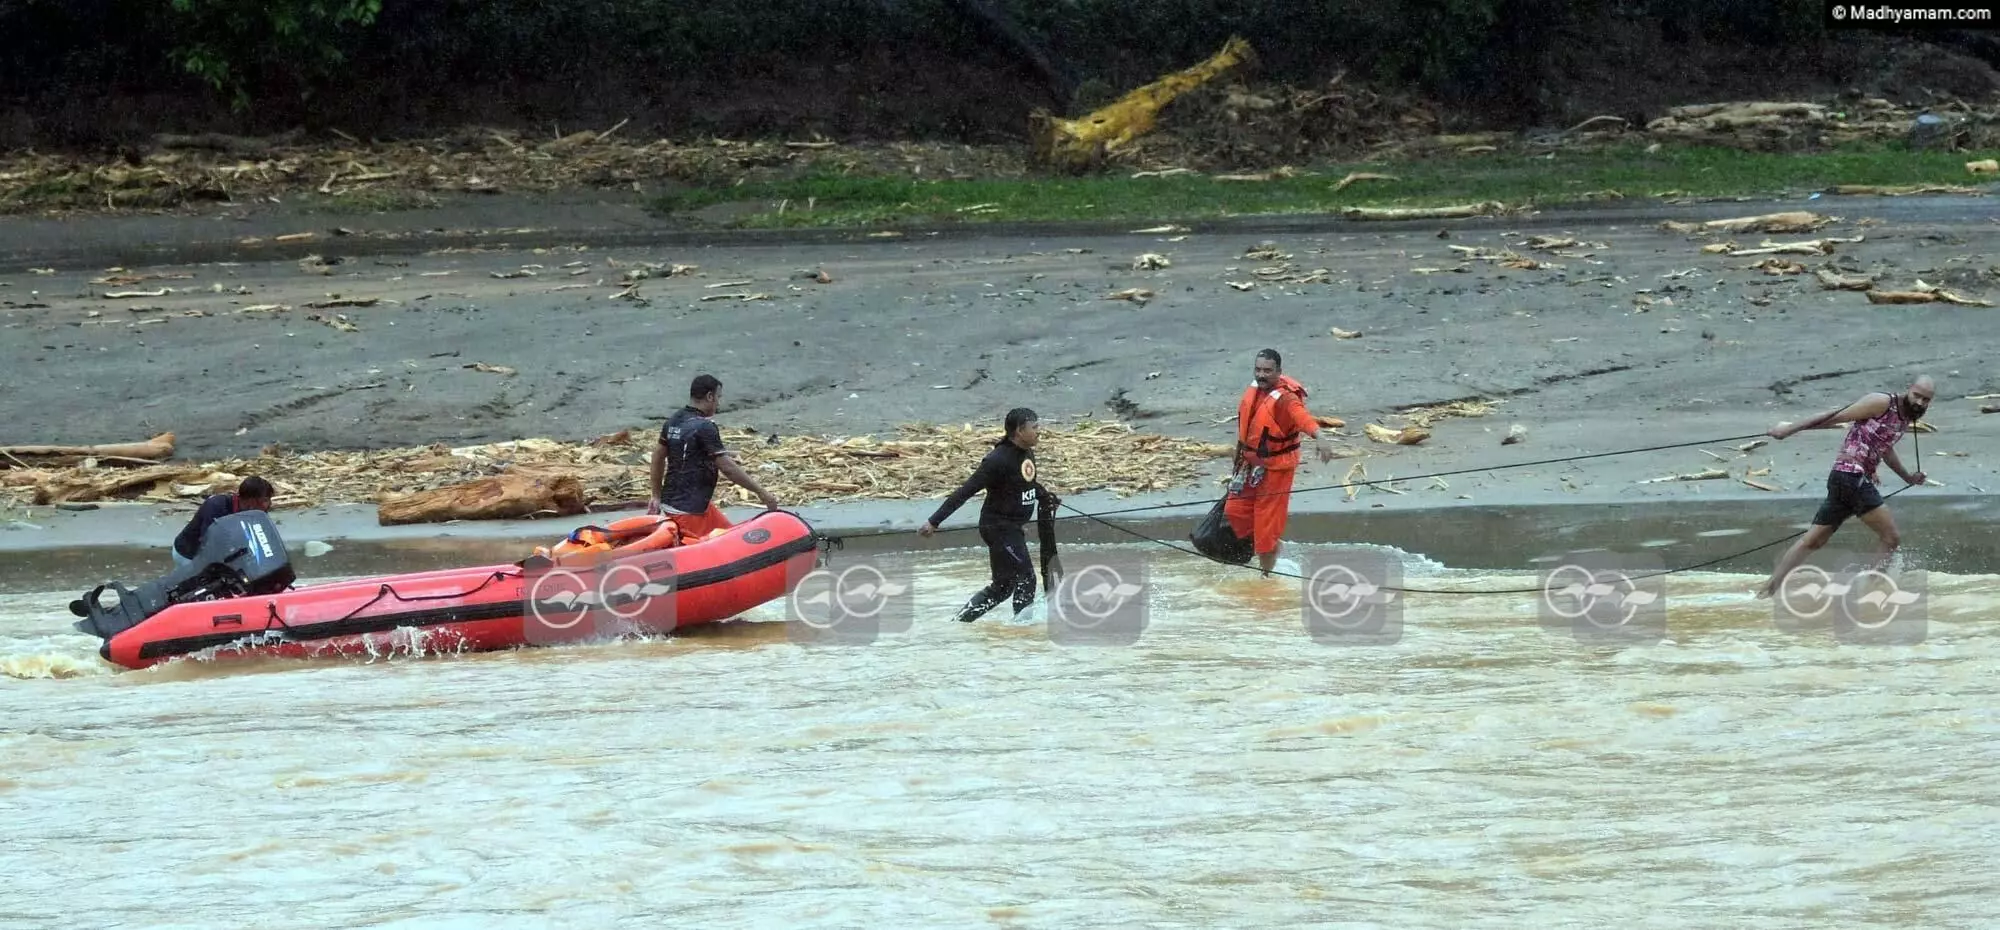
[1226,348,1335,576]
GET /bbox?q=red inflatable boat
[69,509,823,670]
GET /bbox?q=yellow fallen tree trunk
[375,472,589,526]
[1029,36,1255,174]
[0,432,176,467]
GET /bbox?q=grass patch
[0,182,440,216]
[0,175,189,214]
[647,144,1990,229]
[294,189,443,215]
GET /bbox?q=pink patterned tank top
[1834,393,1909,481]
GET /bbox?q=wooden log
[1816,270,1875,291]
[0,432,176,468]
[33,464,213,505]
[375,472,588,526]
[1865,290,1939,305]
[1028,36,1254,173]
[1364,424,1431,445]
[1637,467,1729,484]
[1664,102,1808,120]
[152,129,304,155]
[1342,202,1504,221]
[1659,212,1827,235]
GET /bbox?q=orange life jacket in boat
[535,515,687,566]
[1236,375,1315,471]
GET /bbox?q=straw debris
[6,95,1996,216]
[0,133,1028,214]
[1641,98,2000,152]
[1395,398,1500,428]
[1364,424,1431,445]
[0,421,1235,516]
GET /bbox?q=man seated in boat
[648,374,780,537]
[171,476,275,567]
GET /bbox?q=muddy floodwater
[3,501,1998,928]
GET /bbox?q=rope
[1083,431,1778,519]
[323,569,522,625]
[821,431,1778,545]
[807,421,1930,595]
[1061,482,1917,592]
[1053,426,1926,592]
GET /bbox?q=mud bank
[3,193,1996,589]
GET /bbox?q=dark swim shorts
[1813,469,1885,527]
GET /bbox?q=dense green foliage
[166,0,382,110]
[0,0,1838,109]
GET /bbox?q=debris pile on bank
[1114,92,2000,171]
[0,132,1028,213]
[1120,76,1446,171]
[1639,97,2000,151]
[0,422,1237,522]
[5,90,1994,215]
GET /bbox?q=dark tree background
[1,0,1993,148]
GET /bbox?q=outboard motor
[69,511,297,641]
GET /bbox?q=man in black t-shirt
[648,374,780,539]
[172,476,274,566]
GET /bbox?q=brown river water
[3,501,1998,928]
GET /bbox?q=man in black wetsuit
[172,476,274,567]
[919,408,1063,623]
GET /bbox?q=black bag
[1190,497,1254,565]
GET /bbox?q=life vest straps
[1246,432,1301,457]
[1237,387,1301,461]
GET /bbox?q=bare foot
[1754,585,1774,600]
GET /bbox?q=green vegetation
[166,0,383,111]
[5,0,1831,119]
[300,189,440,215]
[650,144,1987,229]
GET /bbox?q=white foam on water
[1300,542,1451,576]
[1695,528,1752,538]
[1639,539,1680,548]
[1009,602,1048,626]
[1669,592,1758,607]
